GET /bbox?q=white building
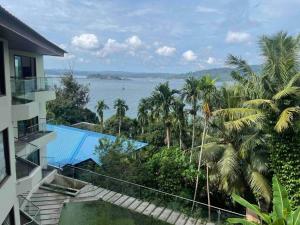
[0,5,65,225]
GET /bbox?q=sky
[1,0,300,73]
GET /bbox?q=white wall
[0,38,20,225]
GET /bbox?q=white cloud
[96,38,127,58]
[71,33,99,49]
[126,35,142,49]
[156,46,176,56]
[196,6,219,13]
[182,50,197,61]
[206,57,216,64]
[226,31,251,43]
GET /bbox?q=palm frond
[287,72,300,87]
[218,145,240,190]
[213,108,260,119]
[244,99,279,112]
[272,86,300,100]
[274,107,300,133]
[248,170,271,204]
[224,113,266,131]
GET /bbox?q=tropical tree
[151,82,178,148]
[192,75,216,207]
[228,177,300,225]
[172,98,186,149]
[220,32,300,206]
[95,100,109,130]
[137,98,149,135]
[113,98,129,135]
[182,76,200,159]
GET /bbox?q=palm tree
[113,98,129,136]
[151,82,178,148]
[218,32,300,207]
[172,98,186,149]
[192,75,216,208]
[95,100,109,131]
[182,76,200,161]
[137,98,149,135]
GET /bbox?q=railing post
[217,209,221,225]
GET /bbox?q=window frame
[14,55,36,79]
[0,129,11,187]
[0,41,6,96]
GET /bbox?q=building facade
[0,5,65,225]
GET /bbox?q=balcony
[11,76,56,105]
[15,122,56,153]
[18,195,41,225]
[16,156,42,195]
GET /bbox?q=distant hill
[45,65,261,82]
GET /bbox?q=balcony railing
[15,121,52,142]
[60,165,244,224]
[11,77,55,104]
[16,157,39,179]
[18,195,41,225]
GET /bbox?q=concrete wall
[0,38,20,225]
[16,166,42,195]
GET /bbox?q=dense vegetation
[47,32,300,214]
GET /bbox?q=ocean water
[54,77,186,119]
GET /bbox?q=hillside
[45,65,261,81]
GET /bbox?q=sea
[51,76,186,119]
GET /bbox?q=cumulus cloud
[125,35,142,49]
[206,57,216,64]
[71,33,99,49]
[96,35,143,58]
[182,50,197,61]
[226,31,251,43]
[155,46,176,56]
[96,39,126,58]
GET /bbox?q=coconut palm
[172,98,186,150]
[192,75,216,208]
[151,82,178,148]
[95,100,109,131]
[182,76,200,161]
[113,98,129,136]
[137,98,149,135]
[217,32,300,207]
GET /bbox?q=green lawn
[59,201,170,225]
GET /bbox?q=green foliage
[228,177,300,225]
[47,74,97,124]
[104,115,138,138]
[143,147,199,196]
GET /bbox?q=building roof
[0,5,66,56]
[46,125,148,168]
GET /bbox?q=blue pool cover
[46,124,148,168]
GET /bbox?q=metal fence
[60,165,244,224]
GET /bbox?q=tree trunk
[192,118,207,210]
[179,127,182,150]
[166,126,170,149]
[141,126,144,135]
[101,116,104,131]
[118,118,122,136]
[190,114,195,163]
[206,163,211,222]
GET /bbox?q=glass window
[17,116,39,138]
[27,149,40,165]
[14,55,36,78]
[0,41,5,95]
[2,208,15,225]
[0,129,10,185]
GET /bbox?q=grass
[58,200,170,225]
